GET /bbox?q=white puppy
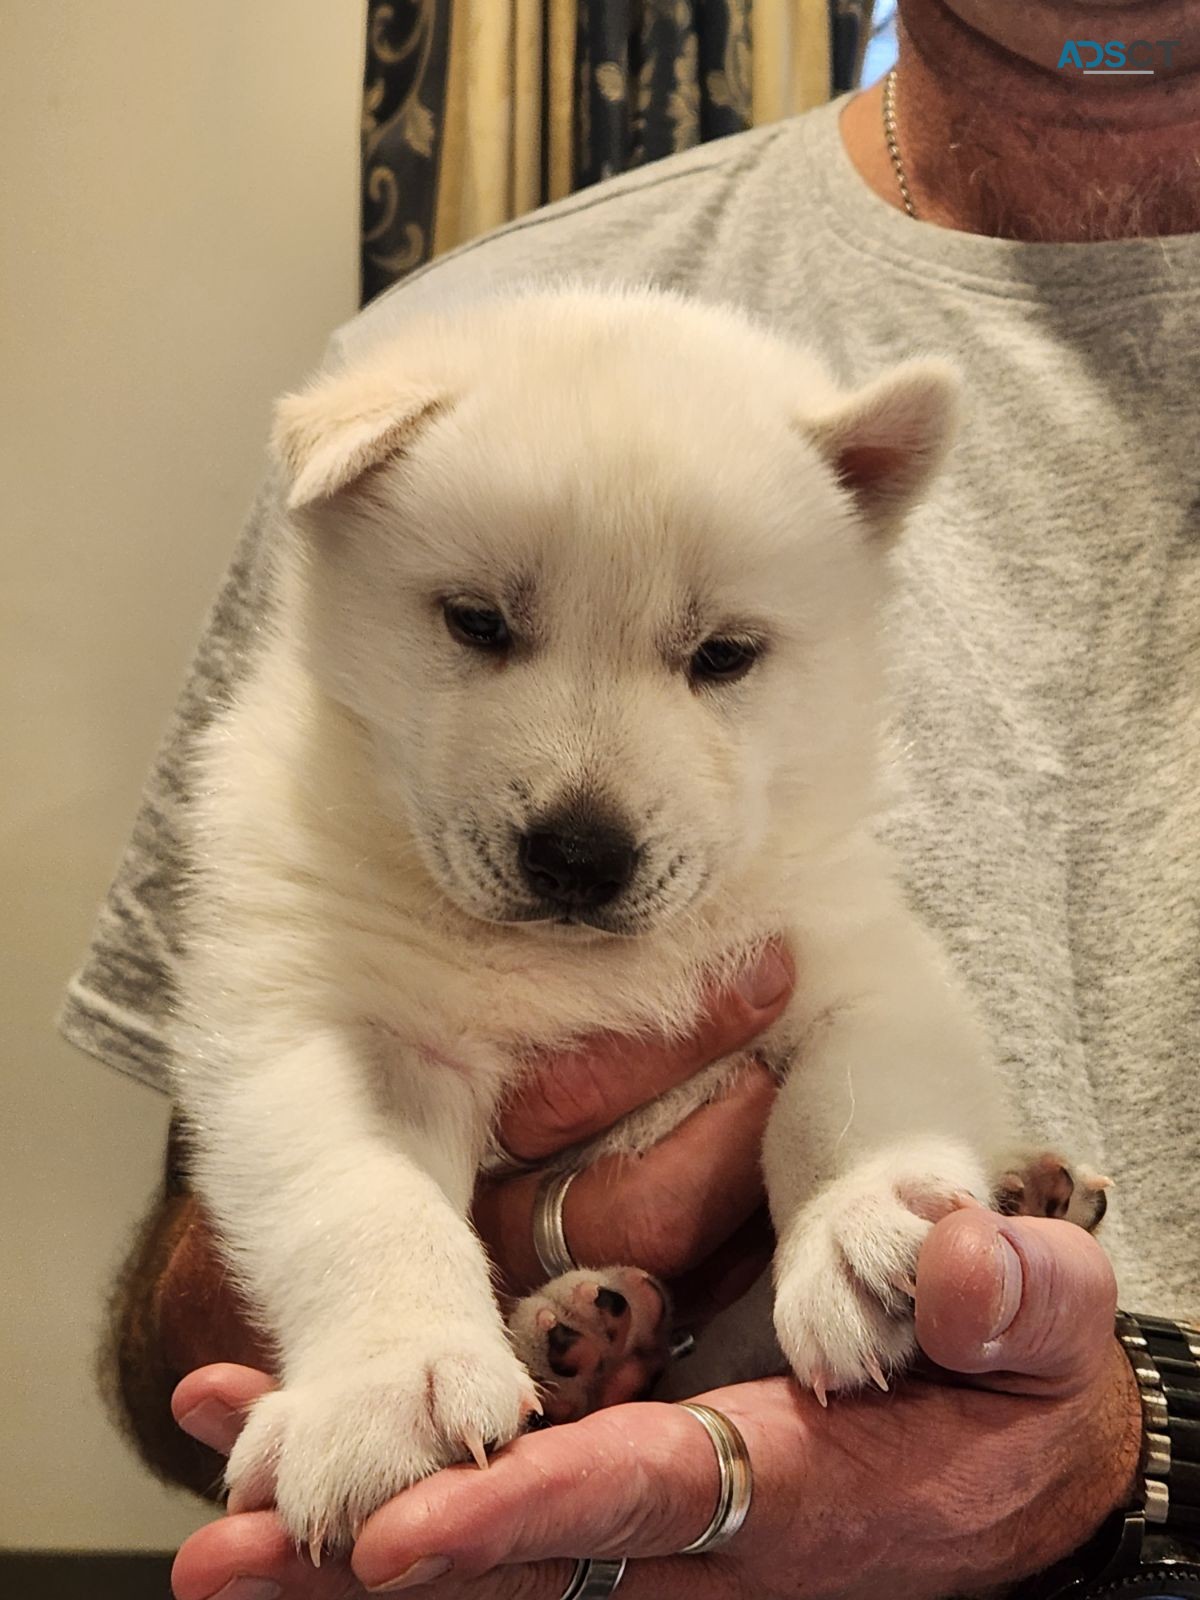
[173,282,1096,1548]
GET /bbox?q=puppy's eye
[689,636,760,685]
[444,601,510,650]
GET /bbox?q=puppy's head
[274,284,956,937]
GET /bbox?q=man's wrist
[1109,1325,1153,1511]
[1009,1341,1141,1595]
[944,1338,1143,1600]
[103,1186,232,1496]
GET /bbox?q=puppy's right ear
[272,366,451,511]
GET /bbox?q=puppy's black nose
[518,825,638,910]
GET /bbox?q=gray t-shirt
[62,96,1200,1316]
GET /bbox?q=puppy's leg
[763,896,1009,1398]
[508,1267,672,1421]
[180,1027,535,1552]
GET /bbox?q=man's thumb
[914,1207,1118,1395]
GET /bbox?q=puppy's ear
[272,367,451,511]
[800,361,959,544]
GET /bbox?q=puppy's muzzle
[518,824,639,912]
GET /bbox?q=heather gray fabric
[61,96,1200,1316]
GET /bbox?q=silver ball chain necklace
[882,68,919,219]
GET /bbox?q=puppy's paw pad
[993,1150,1110,1231]
[226,1338,532,1548]
[509,1266,670,1422]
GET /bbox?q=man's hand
[170,1206,1141,1600]
[476,941,792,1312]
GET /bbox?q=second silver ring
[532,1167,580,1277]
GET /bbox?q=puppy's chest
[375,922,795,1171]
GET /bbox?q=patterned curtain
[362,0,843,306]
[362,3,452,305]
[575,0,753,188]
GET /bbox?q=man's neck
[842,1,1200,242]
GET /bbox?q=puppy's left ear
[272,365,451,512]
[800,360,960,544]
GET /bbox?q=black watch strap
[1117,1311,1200,1542]
[1026,1312,1200,1598]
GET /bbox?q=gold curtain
[433,0,578,257]
[751,0,831,125]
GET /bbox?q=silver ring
[558,1555,628,1598]
[532,1168,579,1277]
[490,1135,542,1177]
[674,1403,754,1554]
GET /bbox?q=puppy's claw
[308,1531,324,1569]
[865,1356,889,1393]
[812,1374,829,1409]
[463,1430,490,1471]
[890,1272,918,1300]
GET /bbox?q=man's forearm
[102,1179,270,1498]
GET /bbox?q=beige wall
[2,1,364,1550]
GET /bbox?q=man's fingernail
[210,1580,282,1600]
[369,1555,454,1592]
[737,946,791,1009]
[987,1234,1023,1341]
[178,1397,236,1451]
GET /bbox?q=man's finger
[171,1510,362,1600]
[172,1517,735,1600]
[172,1364,276,1456]
[476,1064,776,1294]
[914,1208,1118,1395]
[351,1396,762,1591]
[495,943,793,1163]
[365,1555,736,1598]
[169,1396,761,1599]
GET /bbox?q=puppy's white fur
[174,282,1008,1544]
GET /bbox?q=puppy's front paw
[773,1145,989,1400]
[508,1267,671,1422]
[225,1335,537,1553]
[993,1149,1111,1231]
